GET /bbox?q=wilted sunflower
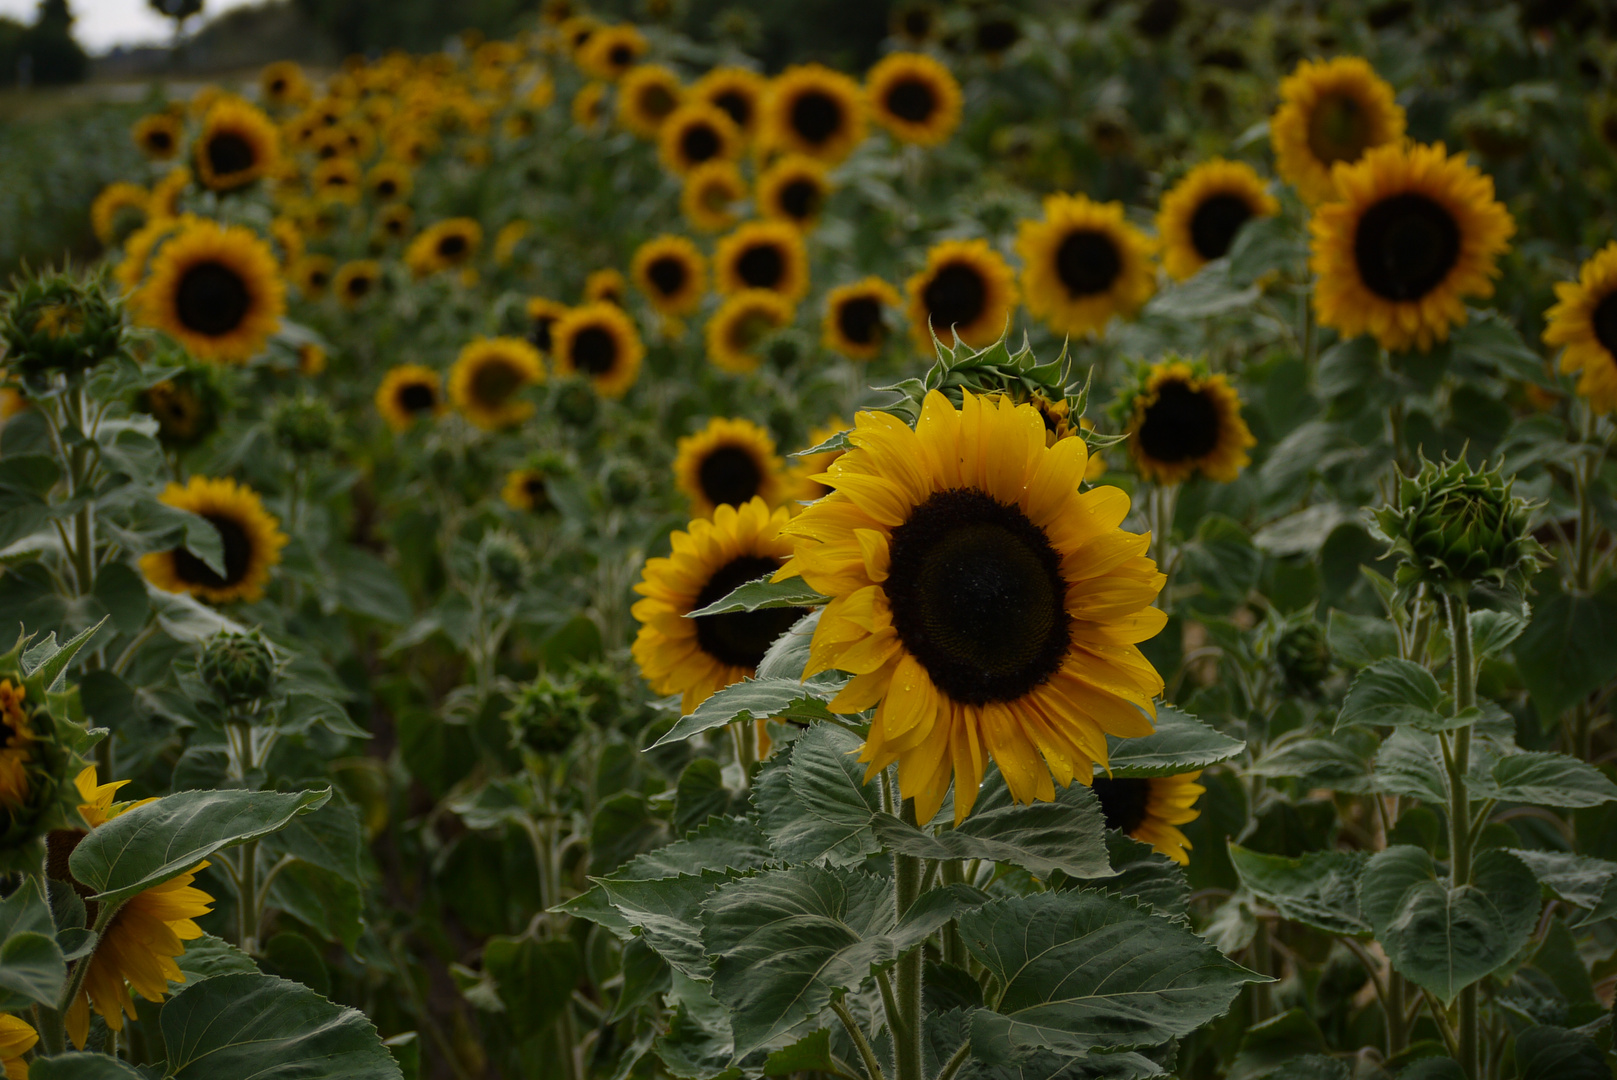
[135,219,285,364]
[503,468,553,512]
[1544,242,1617,414]
[334,259,381,308]
[659,101,743,176]
[0,1014,36,1079]
[681,161,747,231]
[1016,194,1155,339]
[193,99,281,192]
[824,277,903,360]
[1091,772,1203,865]
[552,302,645,398]
[761,64,867,164]
[91,182,150,247]
[905,238,1018,351]
[133,112,183,161]
[866,52,962,146]
[292,254,335,298]
[781,391,1166,824]
[1271,56,1406,205]
[715,219,810,301]
[312,156,362,204]
[1310,141,1514,353]
[1157,159,1279,281]
[707,289,796,374]
[584,267,629,307]
[366,160,413,202]
[405,218,482,277]
[787,418,848,505]
[375,364,445,431]
[757,154,832,230]
[692,66,767,138]
[632,235,708,316]
[140,476,288,603]
[0,679,35,810]
[573,81,609,131]
[525,297,569,354]
[1120,359,1255,485]
[375,203,414,243]
[617,64,684,138]
[674,416,785,516]
[578,23,647,80]
[449,337,546,429]
[259,60,310,108]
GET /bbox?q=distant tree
[19,0,87,85]
[149,0,205,43]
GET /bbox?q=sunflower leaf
[1336,658,1451,731]
[0,879,65,1010]
[650,676,843,749]
[27,1055,148,1080]
[1228,844,1371,937]
[1105,705,1244,776]
[1476,752,1617,808]
[685,573,830,617]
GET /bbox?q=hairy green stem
[832,996,887,1080]
[1443,592,1478,1079]
[38,899,124,1054]
[939,859,965,968]
[936,1041,972,1080]
[238,840,259,954]
[893,799,924,1080]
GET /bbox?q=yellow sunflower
[891,3,938,43]
[757,154,832,230]
[0,1013,36,1080]
[824,277,903,360]
[193,99,281,192]
[140,476,288,604]
[1157,159,1280,281]
[714,219,810,301]
[1271,56,1406,205]
[691,66,767,139]
[448,337,546,430]
[1545,242,1617,414]
[502,468,553,512]
[312,156,362,204]
[865,52,962,146]
[1122,359,1255,485]
[659,101,743,177]
[779,390,1167,825]
[573,81,609,131]
[681,161,747,231]
[674,416,785,517]
[334,259,381,308]
[298,342,326,376]
[707,289,797,374]
[578,23,647,81]
[1016,194,1155,339]
[293,254,335,298]
[584,267,629,307]
[376,203,415,242]
[761,64,867,164]
[632,235,708,316]
[494,220,529,267]
[375,364,446,431]
[260,60,310,108]
[525,297,570,354]
[617,64,685,138]
[787,418,848,506]
[91,182,150,247]
[405,218,483,277]
[135,219,286,364]
[1091,771,1204,865]
[559,14,600,57]
[905,238,1019,351]
[1310,141,1514,353]
[269,217,303,268]
[366,160,413,202]
[133,112,183,161]
[552,302,645,398]
[0,679,34,810]
[631,498,804,712]
[148,166,192,218]
[114,215,183,291]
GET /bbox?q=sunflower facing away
[905,238,1019,351]
[659,101,743,177]
[406,218,483,277]
[692,66,767,139]
[1157,159,1280,281]
[1310,141,1514,353]
[135,219,286,364]
[91,182,150,247]
[503,468,553,512]
[1271,56,1406,205]
[1121,359,1255,485]
[551,302,645,398]
[632,498,806,712]
[865,52,963,146]
[193,99,281,192]
[674,416,785,517]
[780,390,1166,824]
[1016,194,1155,338]
[824,277,903,360]
[449,337,546,429]
[1091,771,1204,864]
[707,289,797,374]
[681,161,747,231]
[757,154,833,230]
[632,235,708,317]
[133,112,183,161]
[0,1014,36,1080]
[140,476,288,604]
[715,220,811,301]
[375,364,446,431]
[618,64,685,138]
[1545,242,1617,414]
[334,259,381,308]
[761,64,867,164]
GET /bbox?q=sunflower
[552,302,645,398]
[865,52,962,146]
[1544,242,1617,414]
[578,23,647,81]
[376,203,415,242]
[891,3,938,43]
[559,14,600,57]
[715,220,810,301]
[312,156,362,204]
[691,66,767,139]
[293,254,335,298]
[780,390,1166,825]
[905,238,1019,351]
[1271,56,1406,205]
[91,182,150,247]
[761,64,867,164]
[674,416,785,517]
[138,366,222,449]
[707,289,797,374]
[135,219,285,364]
[269,216,303,268]
[114,216,183,291]
[1156,159,1280,281]
[681,161,747,231]
[375,364,445,431]
[502,468,553,512]
[1121,359,1255,485]
[140,476,288,603]
[617,64,684,138]
[405,218,482,277]
[1310,141,1514,353]
[632,498,804,712]
[525,297,570,354]
[449,337,546,430]
[298,342,326,376]
[260,60,310,108]
[1017,195,1155,338]
[334,259,381,308]
[824,277,903,360]
[148,166,191,218]
[757,154,832,230]
[632,235,708,316]
[787,418,848,505]
[658,101,743,176]
[1090,772,1203,865]
[573,81,609,131]
[0,1014,36,1080]
[193,99,281,192]
[133,112,183,161]
[0,679,35,810]
[494,220,529,267]
[584,268,629,307]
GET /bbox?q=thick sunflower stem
[1442,592,1478,1080]
[238,839,260,955]
[893,800,925,1080]
[1386,971,1409,1057]
[939,859,966,968]
[1148,484,1179,615]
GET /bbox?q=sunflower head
[674,416,785,517]
[584,267,629,307]
[367,160,414,202]
[1274,618,1331,696]
[1156,159,1280,281]
[762,64,867,163]
[1015,193,1155,339]
[632,235,708,316]
[334,259,381,308]
[866,52,963,146]
[91,182,151,248]
[715,220,810,301]
[375,364,445,431]
[552,302,645,399]
[822,277,903,361]
[140,476,288,604]
[1545,241,1617,414]
[525,297,570,354]
[293,254,335,298]
[573,81,609,131]
[891,2,939,43]
[905,238,1019,351]
[659,101,743,176]
[313,156,363,204]
[2,266,128,382]
[503,464,559,513]
[405,218,483,277]
[578,23,648,80]
[198,629,280,707]
[692,66,766,138]
[618,64,685,138]
[757,154,833,230]
[1091,772,1204,864]
[707,289,797,375]
[260,60,310,108]
[1270,56,1406,204]
[449,337,546,430]
[1113,357,1255,486]
[133,219,286,364]
[133,112,184,161]
[135,356,225,449]
[681,160,747,231]
[0,640,98,869]
[194,98,282,192]
[506,672,588,755]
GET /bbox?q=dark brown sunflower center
[837,296,884,346]
[681,123,722,164]
[148,130,173,151]
[638,85,679,121]
[1353,193,1461,303]
[975,18,1020,53]
[698,444,763,508]
[206,132,256,177]
[790,91,843,144]
[923,262,986,333]
[376,178,398,197]
[608,43,634,68]
[528,315,556,353]
[778,178,823,221]
[172,512,253,588]
[470,358,524,406]
[736,244,786,289]
[523,475,550,507]
[1188,193,1254,262]
[1091,776,1150,833]
[1593,291,1617,358]
[437,234,469,259]
[269,78,287,94]
[885,489,1070,705]
[648,256,688,297]
[886,78,937,123]
[175,261,251,337]
[902,9,934,37]
[1307,91,1371,165]
[692,555,807,669]
[1055,229,1122,297]
[713,90,751,129]
[345,274,372,297]
[399,382,437,413]
[308,267,330,288]
[571,326,619,375]
[1137,379,1221,464]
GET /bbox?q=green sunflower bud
[480,530,527,594]
[602,459,644,506]
[2,266,127,383]
[505,673,587,755]
[879,331,1089,429]
[552,378,598,427]
[136,353,227,450]
[1276,621,1331,696]
[271,394,339,455]
[199,629,280,707]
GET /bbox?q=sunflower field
[5,0,1617,1078]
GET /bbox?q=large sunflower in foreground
[715,220,810,301]
[1157,159,1279,281]
[193,99,281,192]
[1544,242,1617,414]
[0,1014,36,1079]
[552,303,644,398]
[1120,359,1255,485]
[674,416,785,517]
[1016,194,1154,338]
[449,337,546,429]
[1091,771,1203,865]
[761,64,867,164]
[905,239,1018,351]
[140,476,287,604]
[632,498,806,712]
[1271,56,1405,205]
[375,364,446,431]
[135,219,285,364]
[1310,141,1514,353]
[824,277,903,360]
[780,390,1166,824]
[865,52,962,146]
[707,289,796,374]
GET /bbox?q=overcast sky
[0,0,259,52]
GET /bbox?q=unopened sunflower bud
[480,531,527,594]
[505,674,587,755]
[552,378,598,427]
[2,268,126,383]
[1277,621,1331,695]
[199,630,279,707]
[602,459,643,506]
[270,395,338,455]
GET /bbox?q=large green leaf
[1336,659,1449,732]
[756,723,881,867]
[1477,753,1617,808]
[651,677,841,748]
[1358,846,1540,1003]
[1371,732,1447,806]
[1514,1026,1608,1080]
[0,878,65,1010]
[1105,705,1244,776]
[610,816,774,883]
[1325,610,1398,668]
[1515,587,1617,724]
[1228,845,1370,936]
[1506,850,1617,908]
[484,935,582,1030]
[28,1055,148,1080]
[70,787,331,906]
[595,871,729,980]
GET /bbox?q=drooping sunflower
[1016,194,1155,339]
[584,268,629,307]
[824,277,903,361]
[691,66,767,139]
[787,418,848,505]
[259,60,310,108]
[140,476,288,603]
[366,160,413,202]
[578,23,647,80]
[91,182,150,247]
[573,81,609,131]
[135,219,286,364]
[658,101,743,177]
[1120,359,1255,485]
[449,337,546,430]
[525,297,569,354]
[405,218,483,277]
[376,203,415,243]
[905,238,1019,351]
[865,52,962,146]
[681,161,747,231]
[1156,159,1280,281]
[0,1013,36,1080]
[707,289,797,374]
[715,220,810,301]
[1090,772,1204,865]
[780,390,1167,825]
[1310,141,1514,353]
[375,364,446,431]
[1544,242,1617,414]
[334,259,381,308]
[674,416,785,517]
[757,154,832,230]
[0,679,35,810]
[292,254,335,298]
[1270,56,1406,205]
[632,498,805,712]
[761,64,867,164]
[502,468,553,512]
[312,156,362,204]
[631,235,708,316]
[193,99,281,192]
[133,112,183,161]
[552,302,645,398]
[617,64,685,138]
